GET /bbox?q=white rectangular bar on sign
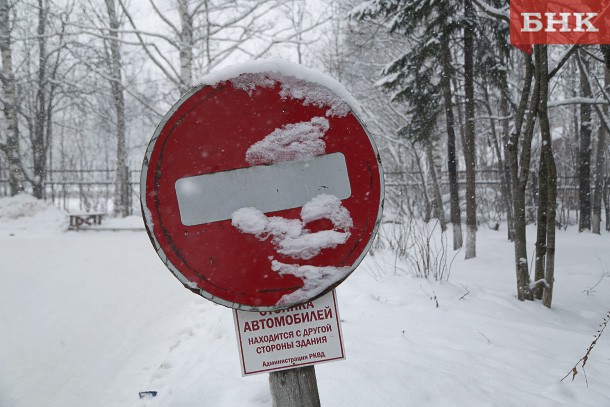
[175,153,351,226]
[233,290,345,376]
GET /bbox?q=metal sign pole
[269,366,321,407]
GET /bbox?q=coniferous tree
[352,0,464,245]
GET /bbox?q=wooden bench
[68,212,105,230]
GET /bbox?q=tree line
[348,0,609,308]
[0,0,328,213]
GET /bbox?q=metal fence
[0,167,141,214]
[383,169,585,226]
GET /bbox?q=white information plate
[233,290,345,376]
[175,152,351,226]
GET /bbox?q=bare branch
[547,98,609,107]
[147,0,180,37]
[65,45,164,117]
[117,0,180,86]
[68,22,180,47]
[548,45,579,79]
[562,311,610,384]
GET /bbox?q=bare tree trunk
[577,51,592,232]
[593,66,609,234]
[498,44,515,241]
[542,152,557,308]
[463,0,477,259]
[509,54,537,301]
[32,0,49,199]
[178,0,193,94]
[202,0,212,73]
[411,140,432,223]
[537,45,557,308]
[483,81,513,240]
[0,0,26,196]
[43,39,62,201]
[605,176,610,231]
[426,139,447,231]
[269,366,321,407]
[533,142,548,300]
[440,34,463,249]
[105,0,129,217]
[38,7,65,201]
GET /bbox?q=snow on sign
[233,290,345,376]
[141,60,384,311]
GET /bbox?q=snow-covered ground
[1,194,609,406]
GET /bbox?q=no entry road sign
[141,61,383,311]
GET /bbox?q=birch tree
[0,0,26,195]
[104,0,129,217]
[462,0,477,259]
[30,0,52,198]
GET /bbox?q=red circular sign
[141,62,383,311]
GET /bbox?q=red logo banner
[510,0,610,46]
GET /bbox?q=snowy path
[0,233,203,407]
